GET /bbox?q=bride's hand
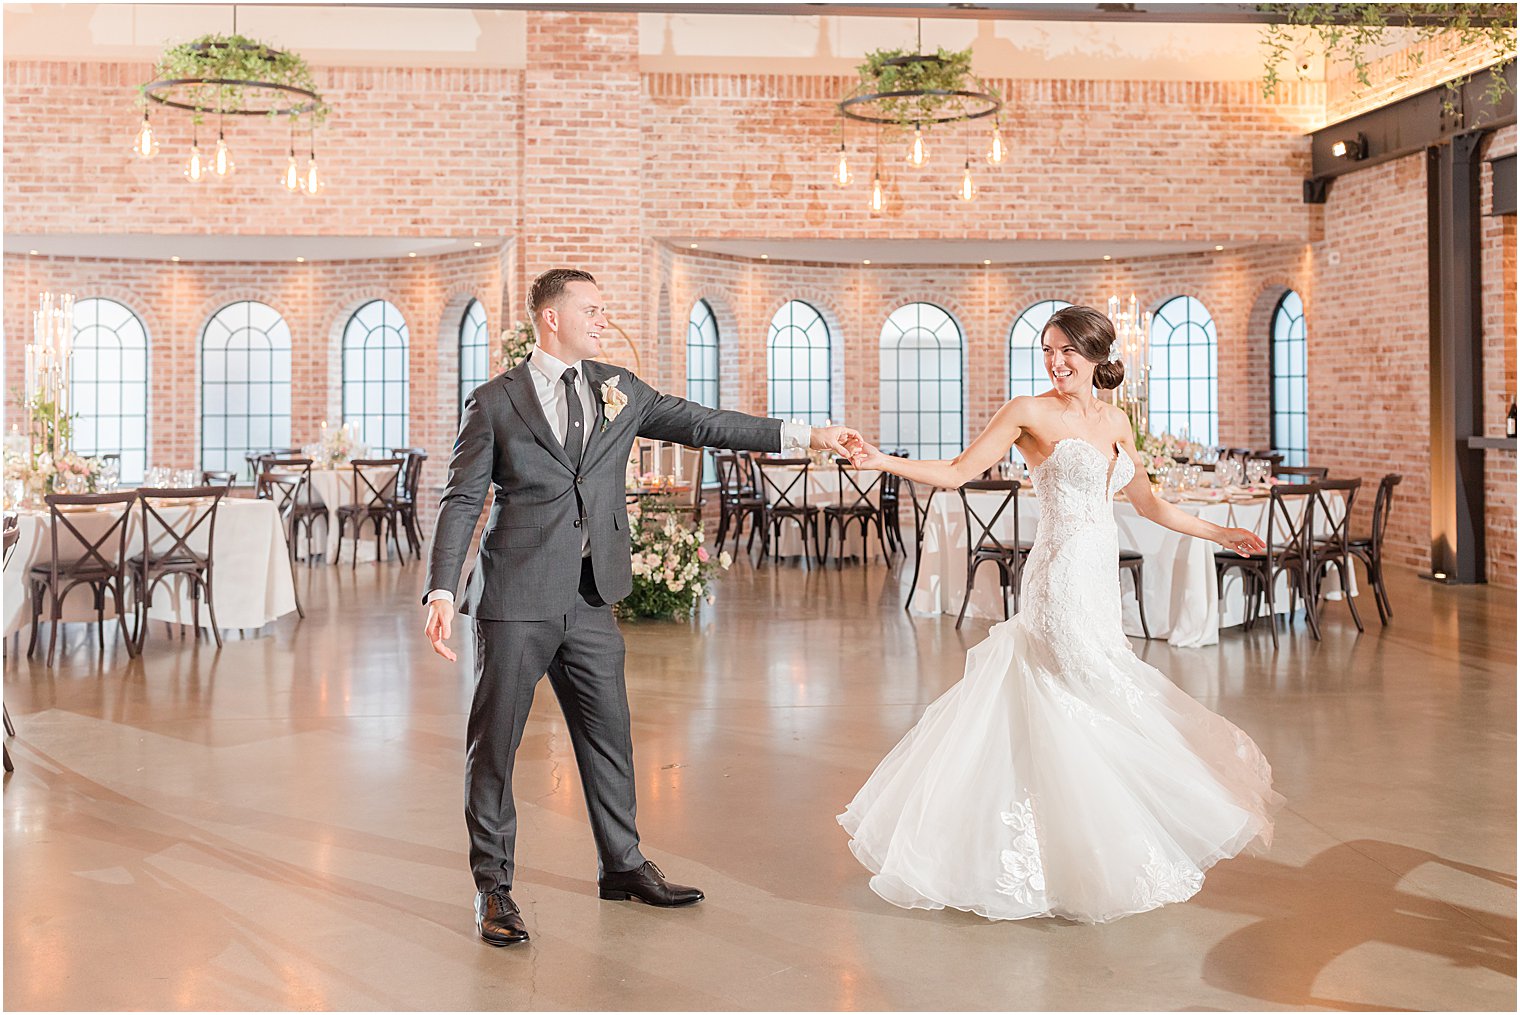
[851,440,892,472]
[1218,526,1267,557]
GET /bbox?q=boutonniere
[600,375,628,433]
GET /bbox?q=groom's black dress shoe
[476,888,529,946]
[598,861,705,906]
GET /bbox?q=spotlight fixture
[28,249,38,256]
[1330,133,1367,160]
[408,251,417,258]
[295,256,306,263]
[472,241,482,248]
[1102,254,1112,261]
[170,255,181,262]
[1214,245,1224,251]
[760,253,769,259]
[982,259,991,265]
[862,259,871,265]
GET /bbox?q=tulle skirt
[838,614,1283,924]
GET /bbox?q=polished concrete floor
[3,552,1515,1011]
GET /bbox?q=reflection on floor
[4,556,1515,1010]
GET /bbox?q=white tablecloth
[760,465,886,561]
[3,498,297,637]
[288,466,401,564]
[909,487,1356,647]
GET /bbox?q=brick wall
[4,11,1512,583]
[659,243,1309,452]
[3,246,508,522]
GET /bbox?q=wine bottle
[1507,396,1516,438]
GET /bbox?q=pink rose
[697,547,709,562]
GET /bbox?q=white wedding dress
[839,438,1283,924]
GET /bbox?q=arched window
[342,299,410,452]
[200,301,292,474]
[1149,296,1218,444]
[880,302,964,460]
[1271,290,1308,466]
[686,299,720,409]
[458,299,490,420]
[1008,299,1073,401]
[767,300,831,424]
[71,298,149,483]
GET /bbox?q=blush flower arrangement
[617,505,733,621]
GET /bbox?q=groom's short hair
[528,268,598,325]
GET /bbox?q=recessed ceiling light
[862,259,871,265]
[1102,254,1112,261]
[472,241,482,247]
[982,259,991,265]
[760,253,769,259]
[28,249,38,255]
[408,251,417,258]
[1214,244,1224,251]
[689,243,699,249]
[295,256,306,263]
[170,255,181,262]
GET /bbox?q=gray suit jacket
[425,357,785,621]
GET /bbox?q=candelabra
[24,291,76,459]
[1108,294,1152,437]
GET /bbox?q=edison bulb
[132,112,159,159]
[212,132,234,177]
[834,143,851,186]
[302,156,322,195]
[986,121,1006,165]
[908,125,928,167]
[958,159,976,202]
[184,144,207,183]
[283,153,301,192]
[870,172,885,212]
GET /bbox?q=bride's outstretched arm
[1119,437,1267,556]
[856,398,1030,489]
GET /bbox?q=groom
[424,268,862,946]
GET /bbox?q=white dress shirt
[427,347,812,604]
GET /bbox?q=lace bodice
[1028,438,1134,530]
[1015,437,1137,675]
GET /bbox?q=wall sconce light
[1331,133,1368,160]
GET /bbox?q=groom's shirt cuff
[780,422,811,453]
[426,589,454,604]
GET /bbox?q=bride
[841,305,1283,924]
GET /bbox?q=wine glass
[100,458,120,492]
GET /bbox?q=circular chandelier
[131,8,330,194]
[830,24,1005,211]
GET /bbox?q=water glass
[100,459,120,492]
[174,468,196,489]
[5,477,24,509]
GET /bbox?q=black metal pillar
[1426,131,1488,583]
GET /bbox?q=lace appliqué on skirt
[996,799,1047,907]
[1134,847,1204,909]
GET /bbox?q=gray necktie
[561,367,584,471]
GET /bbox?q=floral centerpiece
[617,506,732,621]
[309,421,366,468]
[4,448,104,502]
[500,320,535,369]
[1133,428,1205,483]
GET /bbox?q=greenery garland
[140,33,330,125]
[851,46,989,127]
[1260,3,1516,106]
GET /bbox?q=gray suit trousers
[465,561,645,891]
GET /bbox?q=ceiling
[2,234,498,262]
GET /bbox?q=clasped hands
[809,424,876,469]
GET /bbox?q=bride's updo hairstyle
[1043,305,1125,391]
